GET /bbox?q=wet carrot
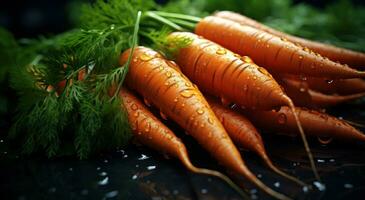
[120,46,290,200]
[214,11,365,67]
[244,106,365,142]
[167,32,319,181]
[119,88,247,197]
[207,98,307,187]
[283,75,365,95]
[195,16,365,79]
[280,77,365,108]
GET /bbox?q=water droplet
[185,82,191,87]
[277,113,287,124]
[166,71,172,78]
[104,190,119,198]
[241,56,253,63]
[201,188,208,194]
[266,44,270,48]
[0,140,3,143]
[302,186,309,193]
[181,103,185,107]
[280,37,287,42]
[274,182,280,188]
[110,24,115,30]
[145,123,151,133]
[159,66,164,71]
[299,55,303,59]
[132,174,138,180]
[144,99,151,107]
[138,154,149,161]
[303,47,310,52]
[317,159,325,163]
[99,171,107,176]
[140,53,154,61]
[313,181,326,191]
[98,177,109,186]
[216,48,227,55]
[173,98,178,102]
[317,136,333,145]
[180,90,194,98]
[329,158,335,162]
[131,103,138,111]
[104,159,108,163]
[160,111,168,120]
[344,183,353,189]
[147,165,156,170]
[208,118,214,124]
[197,109,204,114]
[133,112,139,117]
[96,167,101,171]
[123,154,128,158]
[233,53,241,58]
[326,79,334,84]
[300,87,306,92]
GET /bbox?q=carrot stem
[145,11,184,31]
[152,11,201,23]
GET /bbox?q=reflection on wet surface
[0,103,364,200]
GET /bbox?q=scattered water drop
[344,183,353,189]
[140,53,154,61]
[96,167,101,171]
[166,71,172,78]
[274,182,280,188]
[104,190,119,199]
[99,171,107,176]
[317,136,333,145]
[104,159,108,163]
[185,82,191,87]
[180,90,194,98]
[123,155,128,158]
[317,159,325,163]
[131,104,138,111]
[197,109,204,115]
[326,79,334,84]
[201,188,208,194]
[0,139,3,143]
[138,154,149,160]
[313,181,326,191]
[241,56,253,63]
[277,113,287,124]
[132,174,138,180]
[208,118,214,124]
[110,24,115,30]
[302,186,309,193]
[216,48,227,55]
[280,37,287,42]
[98,177,109,186]
[147,165,156,170]
[329,159,335,162]
[144,122,151,133]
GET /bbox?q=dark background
[1,0,365,38]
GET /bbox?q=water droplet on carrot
[160,111,168,120]
[145,122,151,132]
[131,104,138,111]
[197,109,204,115]
[326,79,334,84]
[133,112,139,117]
[173,98,178,102]
[144,99,151,107]
[303,47,310,52]
[185,82,191,87]
[208,118,214,124]
[241,56,253,63]
[159,66,164,71]
[317,136,333,145]
[233,53,241,58]
[266,44,270,48]
[300,87,306,92]
[180,90,194,98]
[140,53,154,61]
[280,37,287,42]
[299,55,303,59]
[277,113,287,124]
[166,71,172,78]
[216,48,227,55]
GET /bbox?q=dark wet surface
[1,102,365,200]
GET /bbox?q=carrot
[167,32,320,181]
[207,97,307,187]
[195,16,365,79]
[243,106,365,142]
[214,11,365,67]
[280,77,365,108]
[120,46,290,200]
[119,88,247,198]
[283,75,365,95]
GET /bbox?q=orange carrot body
[214,11,365,67]
[195,16,365,79]
[208,98,306,186]
[120,47,289,200]
[283,75,365,95]
[168,32,290,110]
[244,106,365,142]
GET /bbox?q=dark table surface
[1,102,365,200]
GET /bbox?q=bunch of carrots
[15,7,365,200]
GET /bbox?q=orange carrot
[120,46,290,200]
[283,75,365,95]
[195,16,365,79]
[214,11,365,67]
[167,32,319,180]
[280,77,365,108]
[119,88,246,197]
[243,106,365,142]
[207,98,307,187]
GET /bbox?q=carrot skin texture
[244,106,365,142]
[169,32,288,110]
[214,11,365,67]
[208,98,306,186]
[120,47,290,200]
[195,16,365,79]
